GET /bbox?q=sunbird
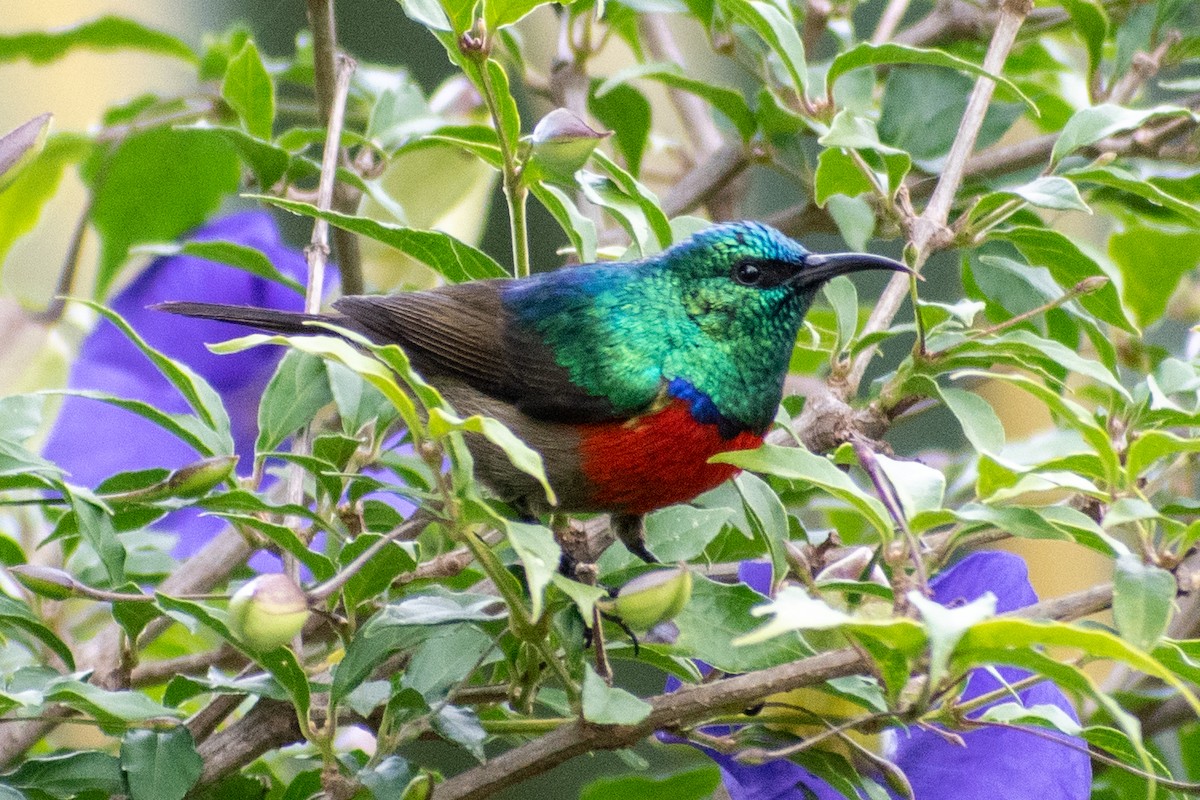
[158,221,908,563]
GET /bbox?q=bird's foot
[612,513,658,564]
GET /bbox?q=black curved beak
[791,252,914,289]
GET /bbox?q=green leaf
[428,407,556,504]
[591,150,672,251]
[3,752,123,799]
[588,81,652,178]
[991,226,1135,333]
[134,239,304,295]
[443,0,479,33]
[873,454,945,518]
[396,0,453,30]
[252,195,507,281]
[734,471,790,579]
[1112,556,1175,651]
[89,127,241,298]
[823,275,858,353]
[908,591,995,688]
[0,132,91,274]
[483,0,550,29]
[580,766,721,800]
[0,595,75,669]
[814,148,874,206]
[215,333,426,437]
[155,593,235,642]
[434,704,488,760]
[642,505,733,563]
[582,664,652,725]
[257,645,311,719]
[120,728,203,800]
[978,701,1082,736]
[1069,164,1200,226]
[1108,225,1200,329]
[337,533,418,608]
[719,0,807,97]
[714,444,891,537]
[256,351,335,453]
[0,16,196,64]
[672,576,811,672]
[67,489,125,586]
[530,182,598,262]
[1051,103,1198,165]
[829,42,1035,111]
[818,110,911,195]
[43,389,229,459]
[909,377,1005,456]
[957,617,1200,714]
[46,680,181,724]
[1127,430,1200,482]
[485,59,520,154]
[1058,0,1108,80]
[79,300,233,437]
[189,124,292,188]
[222,41,275,139]
[501,520,560,621]
[595,63,756,142]
[402,623,497,699]
[1004,176,1090,212]
[215,513,335,581]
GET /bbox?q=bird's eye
[734,261,762,286]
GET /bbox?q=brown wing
[332,283,625,423]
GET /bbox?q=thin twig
[850,436,928,595]
[662,142,752,218]
[305,53,357,313]
[639,14,722,159]
[28,203,90,324]
[840,0,1032,400]
[307,513,430,601]
[872,0,912,45]
[307,0,364,295]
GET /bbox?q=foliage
[0,0,1199,798]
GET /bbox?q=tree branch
[431,581,1114,800]
[306,0,364,296]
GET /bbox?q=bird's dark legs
[612,513,658,564]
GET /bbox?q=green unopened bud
[104,455,238,503]
[598,565,693,632]
[528,109,609,180]
[228,574,309,651]
[8,564,78,600]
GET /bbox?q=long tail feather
[151,301,337,336]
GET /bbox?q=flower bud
[105,455,238,503]
[8,564,78,600]
[529,109,609,180]
[0,113,50,191]
[228,574,310,651]
[597,565,693,632]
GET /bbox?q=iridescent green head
[663,221,909,313]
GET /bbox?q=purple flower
[43,210,309,558]
[671,552,1091,800]
[886,552,1091,800]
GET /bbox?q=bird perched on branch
[157,221,908,565]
